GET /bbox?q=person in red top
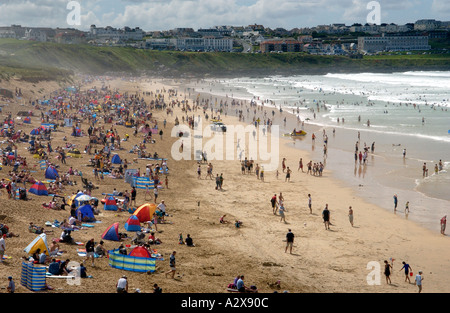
[270,194,278,215]
[441,215,447,235]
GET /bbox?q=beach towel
[77,249,100,258]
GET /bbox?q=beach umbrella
[76,194,92,202]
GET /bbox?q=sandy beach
[0,76,448,294]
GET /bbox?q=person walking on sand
[322,204,330,230]
[279,204,287,223]
[393,194,398,212]
[405,201,410,213]
[285,167,292,182]
[131,187,137,207]
[271,194,278,215]
[298,158,304,172]
[384,260,393,284]
[197,164,201,179]
[441,215,447,235]
[85,238,95,266]
[415,271,423,293]
[285,229,294,254]
[153,187,159,203]
[400,261,413,283]
[348,206,354,227]
[308,194,312,214]
[165,251,176,279]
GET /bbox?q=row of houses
[0,24,142,44]
[145,37,234,52]
[260,39,357,55]
[260,32,435,54]
[0,24,86,43]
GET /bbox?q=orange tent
[133,203,157,222]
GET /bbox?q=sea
[187,71,450,233]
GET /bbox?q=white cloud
[431,0,450,16]
[0,0,444,31]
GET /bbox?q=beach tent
[108,248,156,273]
[24,233,50,256]
[30,128,41,135]
[133,203,157,223]
[23,117,31,124]
[111,154,122,164]
[101,222,120,241]
[28,181,48,196]
[76,204,95,221]
[44,166,59,180]
[67,148,82,158]
[129,246,152,258]
[103,195,118,211]
[124,215,141,232]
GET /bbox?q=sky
[0,0,448,31]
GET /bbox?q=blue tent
[102,222,120,241]
[30,128,41,135]
[76,204,95,221]
[28,181,48,196]
[124,215,141,232]
[111,154,122,164]
[44,166,59,180]
[104,195,118,211]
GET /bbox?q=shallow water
[188,71,450,233]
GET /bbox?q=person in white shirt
[415,271,424,293]
[116,275,128,293]
[157,200,166,219]
[0,235,6,262]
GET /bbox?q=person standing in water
[393,194,398,212]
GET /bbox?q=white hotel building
[358,35,431,53]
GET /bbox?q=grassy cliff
[1,38,449,82]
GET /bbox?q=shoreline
[178,77,449,234]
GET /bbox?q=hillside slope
[1,39,449,81]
